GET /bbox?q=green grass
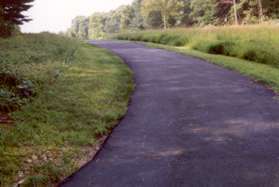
[0,33,133,186]
[115,25,279,67]
[114,25,279,93]
[146,42,279,93]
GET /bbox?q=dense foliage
[0,0,34,37]
[67,0,279,39]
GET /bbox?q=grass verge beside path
[0,34,133,186]
[146,42,279,93]
[115,26,279,94]
[115,25,279,67]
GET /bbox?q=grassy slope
[114,25,279,93]
[0,33,133,186]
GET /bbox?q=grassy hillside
[115,25,279,67]
[0,33,133,186]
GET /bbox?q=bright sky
[21,0,133,33]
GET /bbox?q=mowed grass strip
[0,34,133,186]
[147,43,279,93]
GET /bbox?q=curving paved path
[61,41,279,187]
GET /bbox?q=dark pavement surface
[61,41,279,187]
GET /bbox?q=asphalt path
[61,41,279,187]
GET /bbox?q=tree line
[68,0,279,40]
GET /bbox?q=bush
[243,49,258,61]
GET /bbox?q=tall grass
[0,33,79,115]
[0,32,78,65]
[0,33,133,186]
[115,25,279,67]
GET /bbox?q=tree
[145,10,163,28]
[104,10,121,33]
[264,0,279,19]
[70,16,89,39]
[217,0,264,25]
[0,0,34,37]
[142,0,183,29]
[233,0,239,24]
[130,0,145,29]
[78,17,89,39]
[190,0,216,25]
[174,0,193,26]
[215,0,233,24]
[119,6,134,31]
[257,0,264,22]
[234,0,263,24]
[88,13,106,39]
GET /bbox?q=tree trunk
[0,23,13,38]
[163,14,167,30]
[257,0,264,23]
[233,0,239,25]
